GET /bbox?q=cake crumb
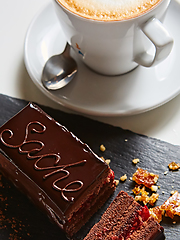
[164,171,168,175]
[132,158,139,165]
[100,144,106,152]
[120,174,127,182]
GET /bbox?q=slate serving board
[0,93,180,240]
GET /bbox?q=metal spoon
[41,43,78,90]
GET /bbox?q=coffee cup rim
[54,0,164,23]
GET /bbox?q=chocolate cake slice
[84,191,165,240]
[0,103,116,237]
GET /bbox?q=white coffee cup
[52,0,173,75]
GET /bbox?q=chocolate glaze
[0,121,87,203]
[0,103,108,222]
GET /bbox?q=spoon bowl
[41,43,78,90]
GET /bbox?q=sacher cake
[0,103,116,237]
[84,191,165,240]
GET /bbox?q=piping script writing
[0,121,86,202]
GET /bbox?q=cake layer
[127,217,165,240]
[66,171,116,236]
[84,191,140,239]
[84,191,165,240]
[0,103,116,237]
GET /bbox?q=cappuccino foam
[57,0,162,21]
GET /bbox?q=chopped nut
[134,195,142,202]
[132,168,159,189]
[149,206,164,223]
[120,174,127,182]
[101,157,111,165]
[132,185,150,205]
[149,193,159,206]
[132,184,159,206]
[168,162,180,171]
[132,158,139,164]
[100,144,106,152]
[151,185,158,192]
[101,156,105,161]
[132,185,142,195]
[105,159,111,165]
[114,180,119,186]
[161,191,180,219]
[135,195,150,205]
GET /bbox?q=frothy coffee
[56,0,162,21]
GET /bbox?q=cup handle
[134,17,173,67]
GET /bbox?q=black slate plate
[0,94,180,240]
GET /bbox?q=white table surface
[1,0,180,146]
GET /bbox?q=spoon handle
[63,42,71,57]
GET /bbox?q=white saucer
[24,0,180,117]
